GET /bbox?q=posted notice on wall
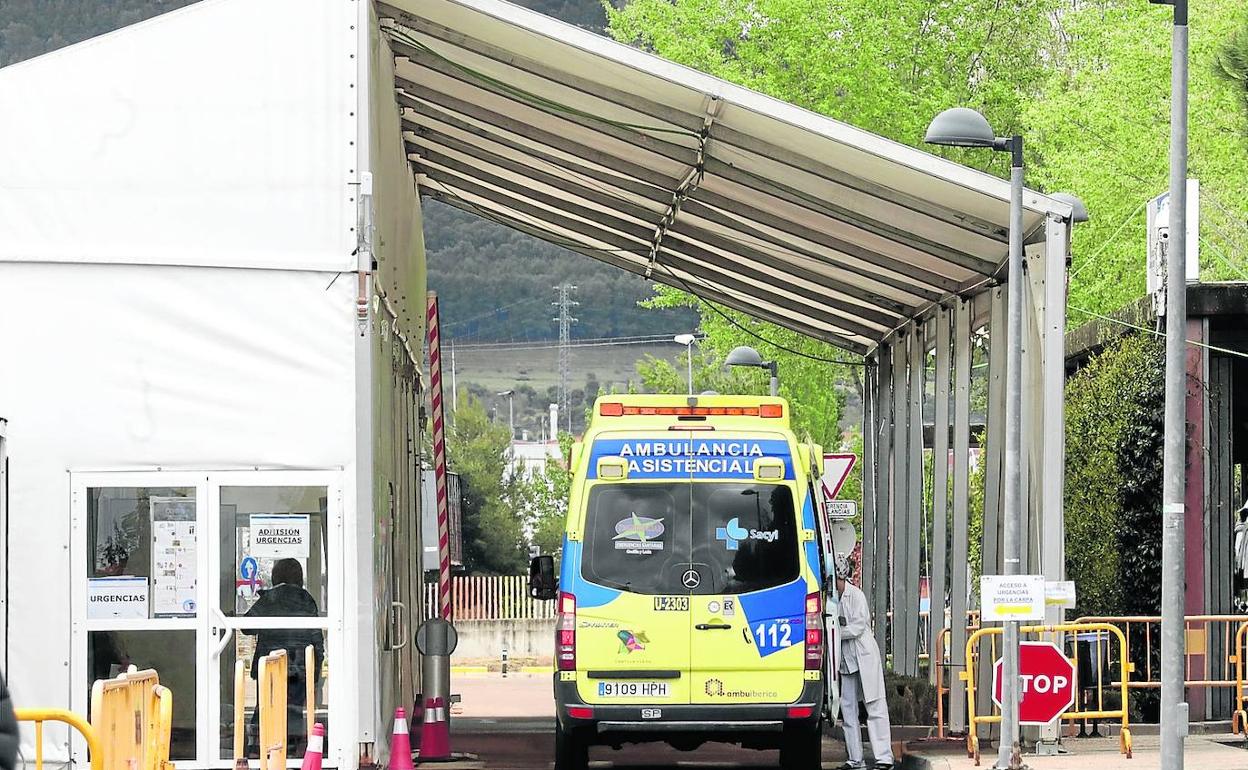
[980,574,1045,622]
[87,576,149,619]
[152,496,197,617]
[1045,580,1077,609]
[251,514,310,558]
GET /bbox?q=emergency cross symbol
[715,518,750,551]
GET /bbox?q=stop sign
[992,641,1076,725]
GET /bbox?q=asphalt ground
[446,728,852,770]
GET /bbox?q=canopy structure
[378,0,1079,729]
[378,0,1072,355]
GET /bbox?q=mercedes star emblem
[682,569,701,589]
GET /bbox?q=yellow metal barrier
[305,644,316,740]
[90,668,174,770]
[234,660,247,766]
[960,623,1133,765]
[15,708,103,770]
[1076,614,1248,693]
[258,649,288,770]
[1233,621,1248,734]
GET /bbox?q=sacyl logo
[714,517,779,551]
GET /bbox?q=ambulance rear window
[692,483,799,594]
[582,484,689,595]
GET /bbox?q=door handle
[212,626,235,658]
[695,623,732,631]
[391,602,408,651]
[210,607,234,658]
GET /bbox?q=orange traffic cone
[389,708,415,770]
[416,696,451,762]
[301,723,325,770]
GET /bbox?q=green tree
[637,287,857,449]
[1023,0,1248,323]
[516,433,576,558]
[448,393,528,574]
[1063,334,1164,617]
[1216,17,1248,118]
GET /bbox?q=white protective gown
[838,581,893,767]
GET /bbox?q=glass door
[72,472,208,765]
[207,472,342,768]
[73,471,342,769]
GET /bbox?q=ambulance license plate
[597,681,670,698]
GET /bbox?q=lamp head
[674,333,697,346]
[1051,192,1089,224]
[924,107,997,149]
[725,345,765,368]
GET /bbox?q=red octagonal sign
[992,641,1076,725]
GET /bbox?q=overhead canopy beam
[381,0,1075,354]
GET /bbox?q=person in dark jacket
[243,559,324,757]
[1,670,18,770]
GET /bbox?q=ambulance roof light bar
[598,402,783,418]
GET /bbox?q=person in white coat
[833,554,894,770]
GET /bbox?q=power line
[450,334,679,352]
[1068,304,1248,360]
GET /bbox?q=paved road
[451,730,850,770]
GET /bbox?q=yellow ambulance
[529,394,841,770]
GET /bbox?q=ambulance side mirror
[529,555,557,601]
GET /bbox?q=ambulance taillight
[804,591,823,670]
[556,591,577,671]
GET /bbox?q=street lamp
[1050,192,1089,224]
[726,345,779,397]
[674,334,697,395]
[497,390,514,441]
[926,106,1025,770]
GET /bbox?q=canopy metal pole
[907,322,924,677]
[891,331,911,671]
[950,298,972,733]
[874,342,894,651]
[862,359,878,599]
[930,311,952,687]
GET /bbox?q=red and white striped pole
[427,291,453,622]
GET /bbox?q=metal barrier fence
[424,574,556,620]
[90,668,174,770]
[1074,614,1248,698]
[15,709,102,770]
[258,650,288,770]
[961,623,1132,765]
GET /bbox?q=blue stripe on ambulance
[737,578,807,657]
[559,537,621,609]
[586,438,794,480]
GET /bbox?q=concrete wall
[451,618,554,662]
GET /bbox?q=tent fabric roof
[379,0,1071,354]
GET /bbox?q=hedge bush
[1064,332,1165,618]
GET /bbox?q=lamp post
[726,345,778,397]
[925,107,1025,770]
[1150,0,1191,762]
[674,334,697,395]
[497,390,515,441]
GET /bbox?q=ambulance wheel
[779,723,822,770]
[555,721,589,770]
